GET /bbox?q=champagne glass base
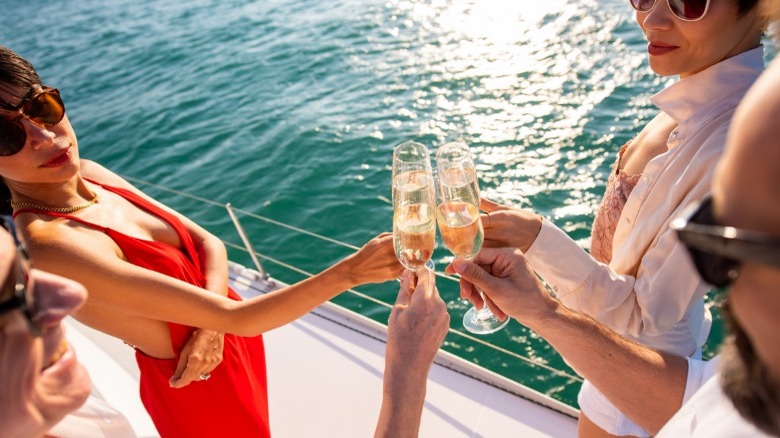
[462,307,509,335]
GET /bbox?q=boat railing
[122,175,584,387]
[225,202,268,280]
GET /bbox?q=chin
[720,303,780,435]
[647,61,678,77]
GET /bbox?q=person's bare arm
[25,220,402,338]
[376,268,449,438]
[80,160,230,296]
[448,248,687,434]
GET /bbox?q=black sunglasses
[672,196,780,287]
[0,215,39,336]
[630,0,710,21]
[0,86,65,157]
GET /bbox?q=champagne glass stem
[462,289,509,335]
[475,292,496,320]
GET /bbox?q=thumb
[451,258,496,293]
[413,267,436,300]
[169,353,189,387]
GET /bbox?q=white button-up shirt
[656,356,770,437]
[525,47,764,356]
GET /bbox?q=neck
[7,175,96,209]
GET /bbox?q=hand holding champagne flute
[435,142,509,334]
[392,141,436,272]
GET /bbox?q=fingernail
[452,259,465,274]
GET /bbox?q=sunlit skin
[0,85,229,387]
[479,0,765,255]
[375,268,450,438]
[445,56,780,437]
[0,77,402,368]
[620,0,763,177]
[0,87,86,198]
[637,0,763,78]
[474,2,767,437]
[575,1,763,427]
[0,46,404,437]
[377,2,780,437]
[0,231,91,437]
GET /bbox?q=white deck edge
[230,265,578,418]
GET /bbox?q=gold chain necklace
[11,191,100,214]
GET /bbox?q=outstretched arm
[447,249,687,434]
[375,268,449,438]
[25,219,403,338]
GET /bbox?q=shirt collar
[651,46,764,124]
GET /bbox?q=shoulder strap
[82,177,201,266]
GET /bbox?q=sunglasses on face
[630,0,710,21]
[0,86,65,157]
[672,196,780,288]
[0,215,39,337]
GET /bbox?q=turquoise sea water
[2,0,776,408]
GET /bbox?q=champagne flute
[435,141,509,334]
[392,141,436,272]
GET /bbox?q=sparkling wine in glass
[392,141,436,272]
[435,141,509,334]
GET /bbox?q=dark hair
[720,301,780,436]
[0,45,41,109]
[737,0,761,15]
[0,46,41,215]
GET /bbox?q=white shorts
[578,379,650,437]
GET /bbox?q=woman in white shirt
[472,0,768,436]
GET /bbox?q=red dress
[15,179,270,437]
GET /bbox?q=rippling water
[2,0,776,407]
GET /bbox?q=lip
[40,147,72,168]
[647,42,679,56]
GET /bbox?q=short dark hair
[0,45,41,109]
[737,0,761,15]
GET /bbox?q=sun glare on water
[374,0,647,231]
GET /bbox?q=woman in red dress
[0,45,403,437]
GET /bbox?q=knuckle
[466,264,481,282]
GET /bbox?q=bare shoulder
[18,215,115,267]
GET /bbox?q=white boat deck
[65,263,577,437]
